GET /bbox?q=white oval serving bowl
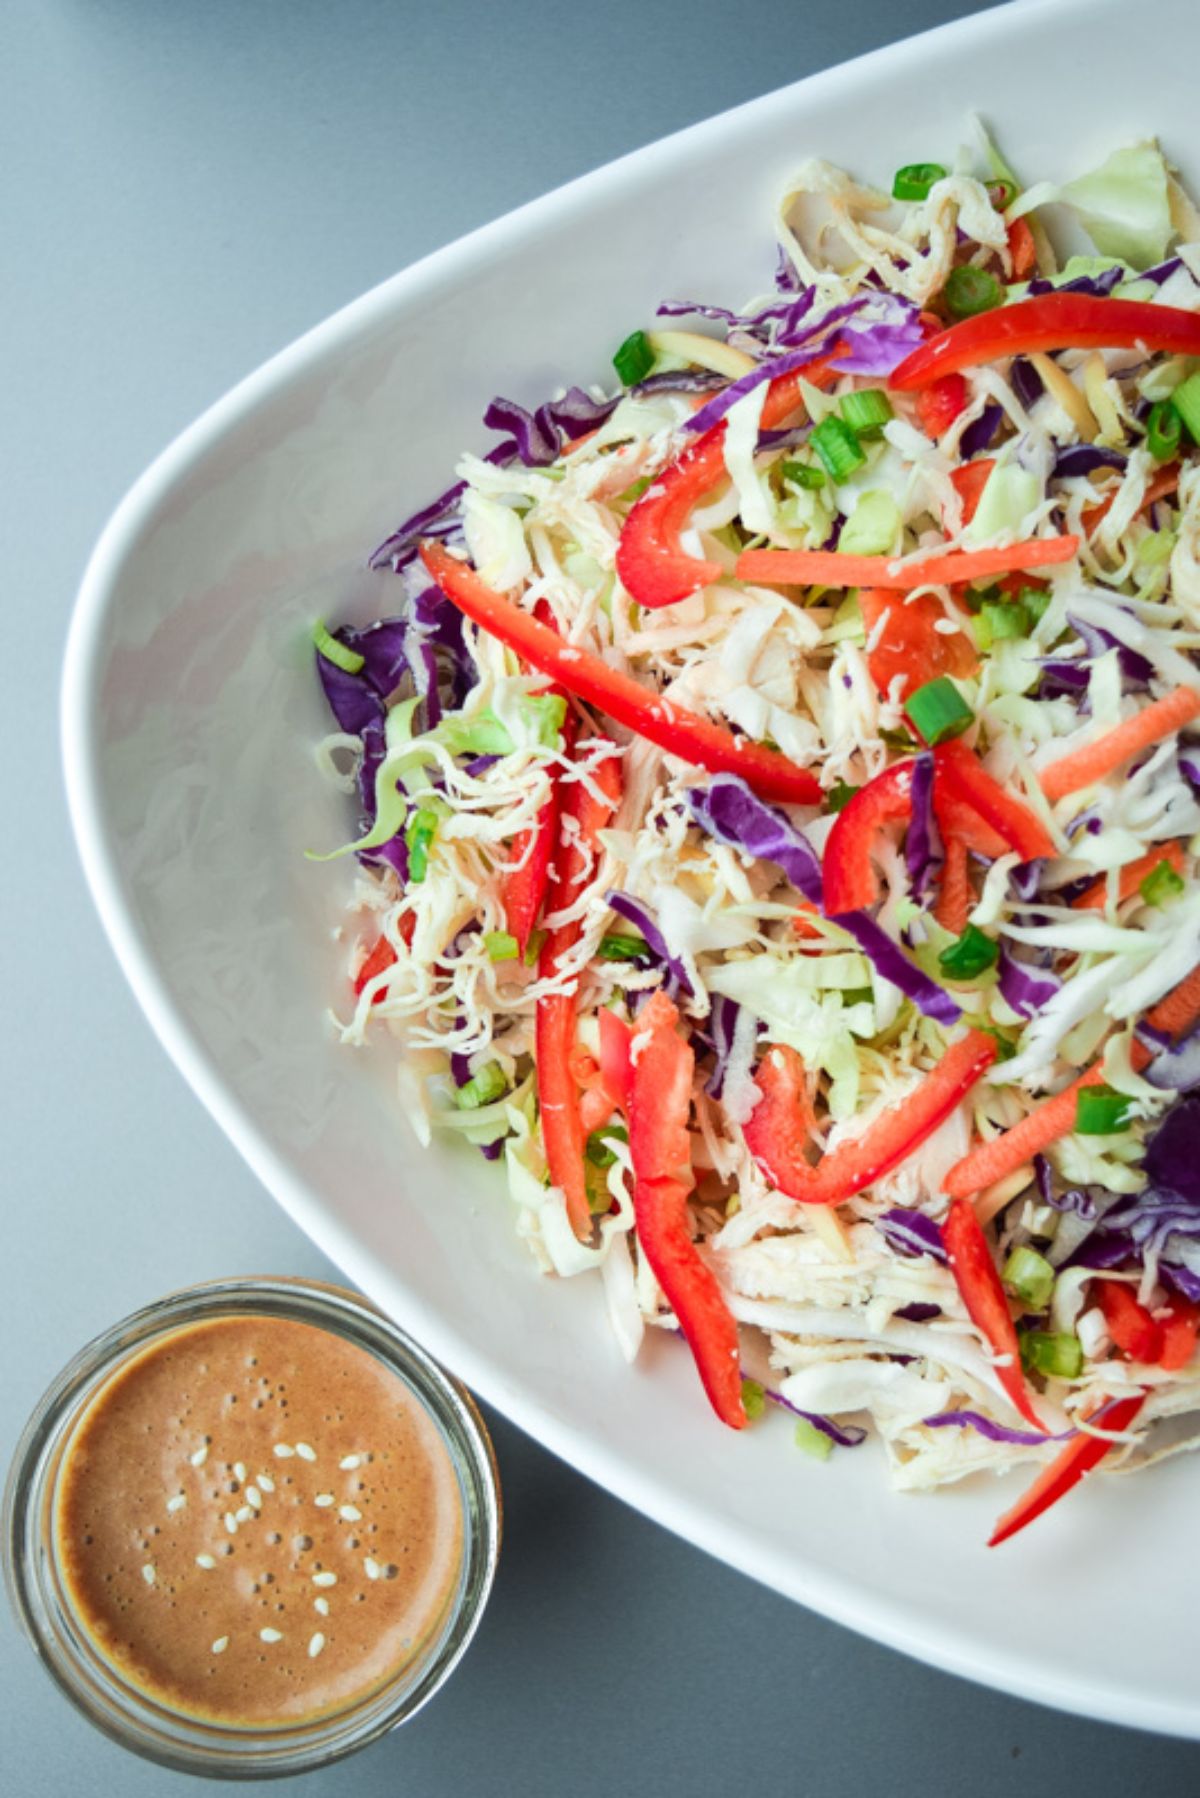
[62,0,1200,1737]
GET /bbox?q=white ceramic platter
[62,0,1200,1736]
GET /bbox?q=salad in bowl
[311,122,1200,1545]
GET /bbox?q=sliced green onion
[455,1064,508,1110]
[839,389,894,438]
[597,933,649,962]
[586,1124,627,1169]
[1075,1084,1133,1135]
[810,415,867,482]
[618,475,653,504]
[839,490,901,556]
[892,161,948,202]
[1020,586,1052,626]
[741,1379,767,1422]
[781,458,827,490]
[943,265,1004,320]
[826,780,861,813]
[1171,371,1200,444]
[1146,400,1182,462]
[1140,859,1186,906]
[938,924,999,980]
[312,620,365,675]
[1003,1245,1056,1311]
[903,676,974,746]
[1019,1330,1084,1380]
[987,177,1018,211]
[484,931,519,962]
[613,329,655,386]
[405,808,440,883]
[524,928,546,968]
[978,1025,1018,1062]
[980,597,1029,642]
[793,1418,833,1461]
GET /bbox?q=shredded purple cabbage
[763,1386,868,1447]
[605,891,693,995]
[905,751,942,902]
[368,439,516,572]
[997,942,1062,1018]
[685,775,822,905]
[960,405,1003,458]
[483,386,618,469]
[1010,357,1044,412]
[1143,1024,1200,1093]
[923,1410,1069,1446]
[894,1301,942,1323]
[1054,443,1127,480]
[837,912,962,1024]
[1067,612,1154,688]
[631,368,727,398]
[876,1208,949,1263]
[704,994,757,1100]
[685,341,848,437]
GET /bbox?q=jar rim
[4,1276,501,1779]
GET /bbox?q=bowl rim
[59,0,1199,1739]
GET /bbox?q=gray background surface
[3,1,1198,1792]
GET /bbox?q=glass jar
[4,1276,501,1777]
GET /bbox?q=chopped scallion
[454,1064,507,1110]
[839,389,894,438]
[1019,586,1052,626]
[524,928,546,968]
[980,597,1029,641]
[312,620,365,675]
[839,490,901,556]
[810,415,866,482]
[1019,1330,1084,1380]
[1140,859,1185,907]
[597,933,650,962]
[586,1124,628,1169]
[826,780,861,813]
[484,931,519,962]
[780,458,827,490]
[613,329,655,386]
[1003,1245,1056,1311]
[1074,1084,1132,1135]
[741,1379,767,1421]
[1146,400,1182,462]
[943,265,1004,320]
[903,676,974,746]
[405,808,440,884]
[987,177,1018,211]
[937,924,999,980]
[793,1417,833,1461]
[892,162,948,202]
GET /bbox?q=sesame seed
[234,1462,247,1482]
[339,1505,362,1522]
[246,1486,262,1509]
[235,1505,254,1524]
[339,1455,361,1470]
[141,1564,156,1586]
[212,1636,229,1655]
[363,1557,381,1581]
[224,1512,238,1535]
[308,1632,326,1658]
[257,1474,275,1493]
[195,1554,217,1570]
[312,1571,337,1588]
[295,1442,317,1462]
[273,1444,294,1459]
[313,1493,334,1508]
[190,1445,209,1468]
[260,1628,283,1644]
[166,1494,187,1514]
[314,1597,330,1617]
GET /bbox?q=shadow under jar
[4,1277,500,1777]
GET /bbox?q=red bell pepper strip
[615,349,844,610]
[536,750,623,1240]
[933,738,1057,862]
[821,758,919,915]
[988,1391,1147,1548]
[353,913,416,1002]
[1006,216,1038,281]
[858,588,977,701]
[933,786,1010,860]
[915,373,968,439]
[1098,1280,1164,1364]
[890,294,1200,390]
[625,992,746,1430]
[942,1198,1046,1433]
[948,457,996,526]
[421,541,822,805]
[1159,1299,1200,1373]
[501,710,579,955]
[598,1005,633,1115]
[743,1032,996,1208]
[735,536,1079,590]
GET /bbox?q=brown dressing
[54,1315,463,1726]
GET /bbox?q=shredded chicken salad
[312,122,1200,1543]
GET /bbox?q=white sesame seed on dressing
[294,1442,317,1462]
[312,1571,337,1588]
[339,1454,361,1470]
[166,1493,187,1513]
[259,1628,283,1644]
[314,1596,330,1617]
[339,1504,362,1522]
[257,1474,275,1493]
[313,1493,334,1508]
[190,1444,209,1468]
[195,1553,217,1570]
[272,1443,294,1459]
[141,1564,157,1586]
[234,1462,247,1482]
[211,1636,229,1655]
[308,1632,326,1659]
[235,1505,254,1524]
[363,1557,381,1581]
[224,1512,238,1535]
[246,1486,262,1509]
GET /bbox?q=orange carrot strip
[1072,842,1186,911]
[935,835,973,935]
[941,1063,1135,1200]
[735,537,1080,591]
[1144,965,1200,1039]
[1039,687,1200,804]
[1082,461,1180,536]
